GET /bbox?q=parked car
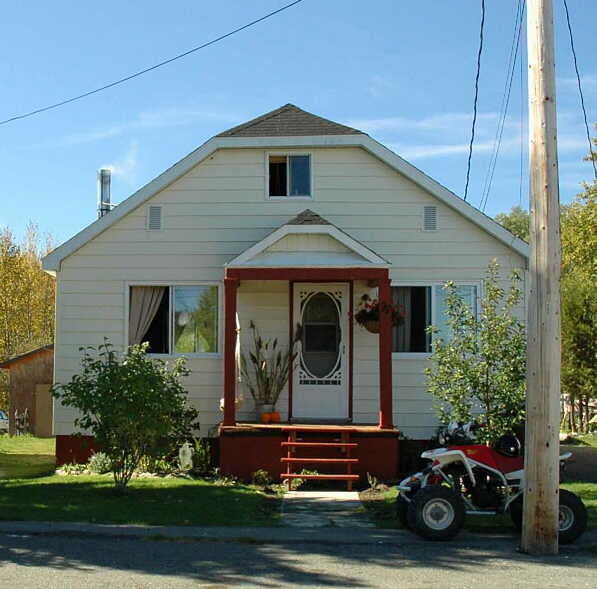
[0,410,8,433]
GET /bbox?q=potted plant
[354,293,404,333]
[240,321,300,423]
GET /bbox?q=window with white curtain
[128,284,219,355]
[392,283,478,354]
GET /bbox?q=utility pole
[521,0,561,555]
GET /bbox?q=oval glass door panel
[301,292,341,379]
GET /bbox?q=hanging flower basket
[354,294,404,332]
[363,319,380,334]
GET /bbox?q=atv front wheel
[396,495,410,529]
[396,483,420,529]
[406,485,465,540]
[558,489,587,544]
[509,489,587,544]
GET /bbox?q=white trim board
[226,224,390,268]
[42,134,529,273]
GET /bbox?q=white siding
[53,146,526,439]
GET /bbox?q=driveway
[562,445,597,483]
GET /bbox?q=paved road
[0,532,595,588]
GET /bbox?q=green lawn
[0,475,280,526]
[563,433,597,448]
[0,435,55,479]
[360,482,597,532]
[0,435,55,455]
[0,435,280,526]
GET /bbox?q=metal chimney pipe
[97,168,111,218]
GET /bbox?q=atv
[397,422,587,542]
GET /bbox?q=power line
[562,0,597,180]
[0,0,304,127]
[519,11,525,209]
[480,0,525,212]
[464,0,486,202]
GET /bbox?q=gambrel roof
[217,103,364,137]
[42,105,529,272]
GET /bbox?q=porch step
[281,442,357,448]
[282,473,360,481]
[281,457,359,464]
[282,427,359,491]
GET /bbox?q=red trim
[349,280,354,420]
[226,267,390,426]
[227,267,387,281]
[288,281,294,420]
[378,277,393,428]
[223,277,238,426]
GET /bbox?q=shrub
[87,451,112,474]
[59,462,87,476]
[251,469,273,486]
[52,340,200,491]
[191,438,213,476]
[425,261,526,444]
[138,456,175,475]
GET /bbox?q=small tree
[561,272,596,433]
[52,340,199,491]
[425,261,526,444]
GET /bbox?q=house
[42,104,528,481]
[0,344,54,437]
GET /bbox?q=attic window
[268,154,311,198]
[423,206,438,231]
[147,206,162,230]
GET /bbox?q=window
[128,284,219,355]
[392,286,432,353]
[392,284,478,354]
[268,154,311,197]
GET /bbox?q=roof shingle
[217,104,364,137]
[285,209,331,226]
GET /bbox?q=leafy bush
[52,340,200,491]
[191,438,213,476]
[425,262,526,444]
[251,469,273,486]
[59,462,87,475]
[138,456,176,475]
[87,451,112,474]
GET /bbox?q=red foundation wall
[56,435,100,466]
[219,431,400,483]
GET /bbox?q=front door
[292,283,350,420]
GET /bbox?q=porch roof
[226,209,390,269]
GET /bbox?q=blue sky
[1,0,595,245]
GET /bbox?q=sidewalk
[281,491,374,528]
[1,519,595,548]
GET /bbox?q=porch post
[223,277,238,426]
[378,275,393,428]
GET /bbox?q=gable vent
[147,206,162,230]
[423,206,438,231]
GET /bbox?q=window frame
[390,279,482,359]
[125,281,223,358]
[265,151,313,200]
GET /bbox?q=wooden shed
[0,345,54,437]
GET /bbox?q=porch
[218,210,400,482]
